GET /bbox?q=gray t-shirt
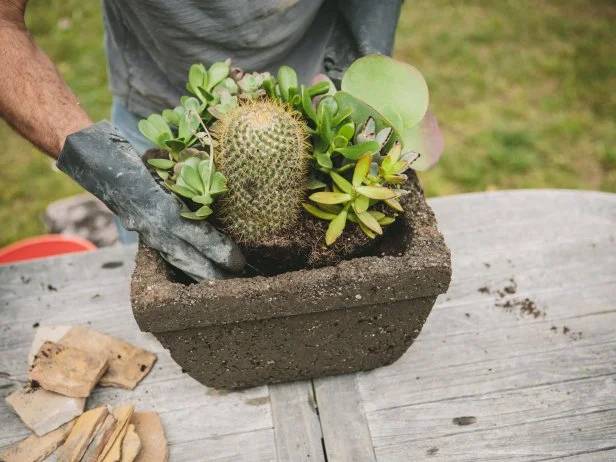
[102,0,337,117]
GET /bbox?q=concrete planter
[131,175,451,389]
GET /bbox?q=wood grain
[0,245,318,461]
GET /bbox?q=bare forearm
[0,2,92,159]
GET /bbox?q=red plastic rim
[0,234,97,265]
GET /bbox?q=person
[0,0,402,280]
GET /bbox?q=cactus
[211,99,310,245]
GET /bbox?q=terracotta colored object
[0,234,96,264]
[131,175,451,389]
[29,341,108,398]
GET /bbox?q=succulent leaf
[302,203,337,221]
[356,185,397,200]
[196,205,213,217]
[352,153,371,187]
[207,61,230,91]
[335,141,381,160]
[330,172,353,194]
[310,191,352,205]
[384,197,404,212]
[326,209,348,245]
[180,165,204,194]
[353,194,370,214]
[277,66,298,102]
[147,158,175,170]
[356,211,383,235]
[308,178,327,189]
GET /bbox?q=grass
[1,0,615,246]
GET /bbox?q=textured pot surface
[131,174,452,389]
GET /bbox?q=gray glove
[324,0,403,85]
[57,121,245,280]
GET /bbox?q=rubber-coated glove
[57,121,245,281]
[324,0,403,85]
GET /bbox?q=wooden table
[1,190,615,461]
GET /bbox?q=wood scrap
[29,341,108,398]
[5,382,85,436]
[81,413,118,461]
[60,326,157,389]
[131,412,168,462]
[27,325,73,367]
[120,425,141,462]
[97,404,135,462]
[54,406,109,462]
[0,420,74,462]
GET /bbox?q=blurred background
[1,0,614,247]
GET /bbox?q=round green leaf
[342,54,429,128]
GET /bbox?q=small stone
[120,424,142,462]
[132,412,168,462]
[5,384,85,436]
[60,326,157,389]
[56,406,110,462]
[29,341,108,398]
[355,294,362,300]
[0,420,74,462]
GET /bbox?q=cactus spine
[211,99,310,244]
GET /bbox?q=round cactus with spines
[211,99,310,244]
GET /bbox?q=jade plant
[138,55,443,255]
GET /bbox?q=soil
[25,380,40,393]
[478,278,545,318]
[496,297,544,318]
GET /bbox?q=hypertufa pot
[130,173,451,390]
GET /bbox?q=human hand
[57,121,245,280]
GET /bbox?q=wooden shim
[313,375,376,462]
[269,380,325,462]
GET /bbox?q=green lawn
[1,0,615,246]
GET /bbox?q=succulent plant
[211,99,310,244]
[147,147,228,220]
[138,55,442,252]
[305,151,401,244]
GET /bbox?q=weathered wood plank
[313,375,376,462]
[367,374,616,450]
[350,190,616,460]
[169,428,278,462]
[0,243,323,461]
[269,381,324,462]
[0,246,276,456]
[373,409,616,461]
